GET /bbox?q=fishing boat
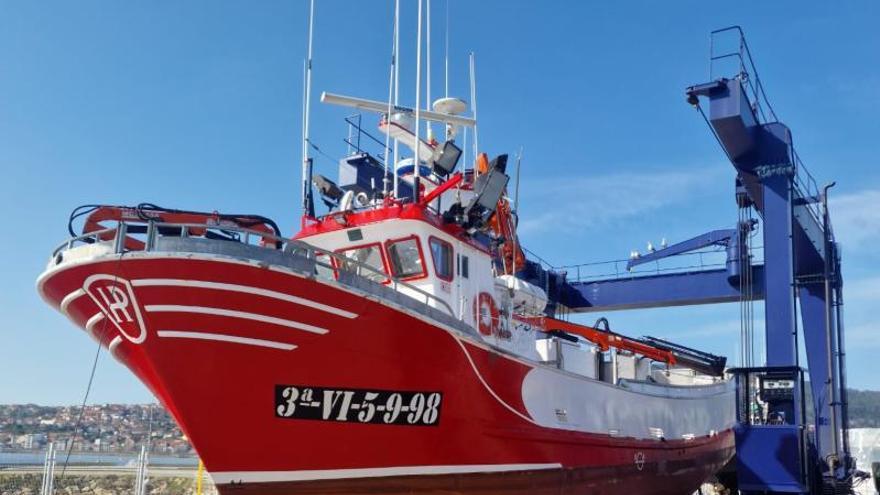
[36,2,736,493]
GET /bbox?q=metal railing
[558,249,729,283]
[53,220,455,318]
[791,148,828,233]
[709,26,779,124]
[344,113,387,160]
[525,245,765,284]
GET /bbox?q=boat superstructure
[36,3,737,494]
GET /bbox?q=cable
[306,138,340,167]
[134,203,282,238]
[59,250,127,478]
[59,336,101,478]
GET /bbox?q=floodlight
[432,140,462,176]
[472,168,509,211]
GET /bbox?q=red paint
[295,202,491,255]
[40,254,734,495]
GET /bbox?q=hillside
[848,388,880,428]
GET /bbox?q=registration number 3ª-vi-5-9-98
[275,385,443,427]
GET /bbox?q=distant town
[0,404,193,455]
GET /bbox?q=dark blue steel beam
[761,169,798,367]
[799,282,838,473]
[626,229,735,271]
[560,265,764,313]
[688,79,826,274]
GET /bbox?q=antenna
[413,0,424,202]
[511,146,523,275]
[469,52,479,173]
[392,0,400,198]
[383,0,399,198]
[514,146,523,214]
[301,0,316,217]
[462,126,468,171]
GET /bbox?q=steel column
[759,168,798,367]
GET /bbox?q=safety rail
[710,26,829,239]
[344,113,388,160]
[560,249,727,283]
[52,220,456,318]
[525,245,765,284]
[791,148,827,233]
[709,26,779,124]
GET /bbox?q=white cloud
[517,167,725,235]
[830,189,880,252]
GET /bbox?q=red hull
[39,253,734,494]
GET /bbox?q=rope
[306,138,340,167]
[59,250,127,478]
[58,338,101,478]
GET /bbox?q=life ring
[474,292,500,336]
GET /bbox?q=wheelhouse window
[336,243,388,283]
[429,237,454,281]
[386,236,426,280]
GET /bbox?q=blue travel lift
[325,25,863,494]
[528,26,860,494]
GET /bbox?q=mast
[425,0,432,141]
[383,0,399,198]
[301,0,316,217]
[469,51,479,173]
[392,0,401,199]
[511,147,523,275]
[413,0,423,202]
[444,0,449,98]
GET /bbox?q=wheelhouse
[296,205,497,328]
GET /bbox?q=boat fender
[354,191,370,208]
[339,190,355,211]
[474,292,500,336]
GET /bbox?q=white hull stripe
[132,279,357,319]
[453,337,539,426]
[157,330,296,351]
[210,463,563,484]
[60,289,86,314]
[85,313,106,338]
[108,336,123,356]
[144,305,328,335]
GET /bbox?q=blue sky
[1,1,877,404]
